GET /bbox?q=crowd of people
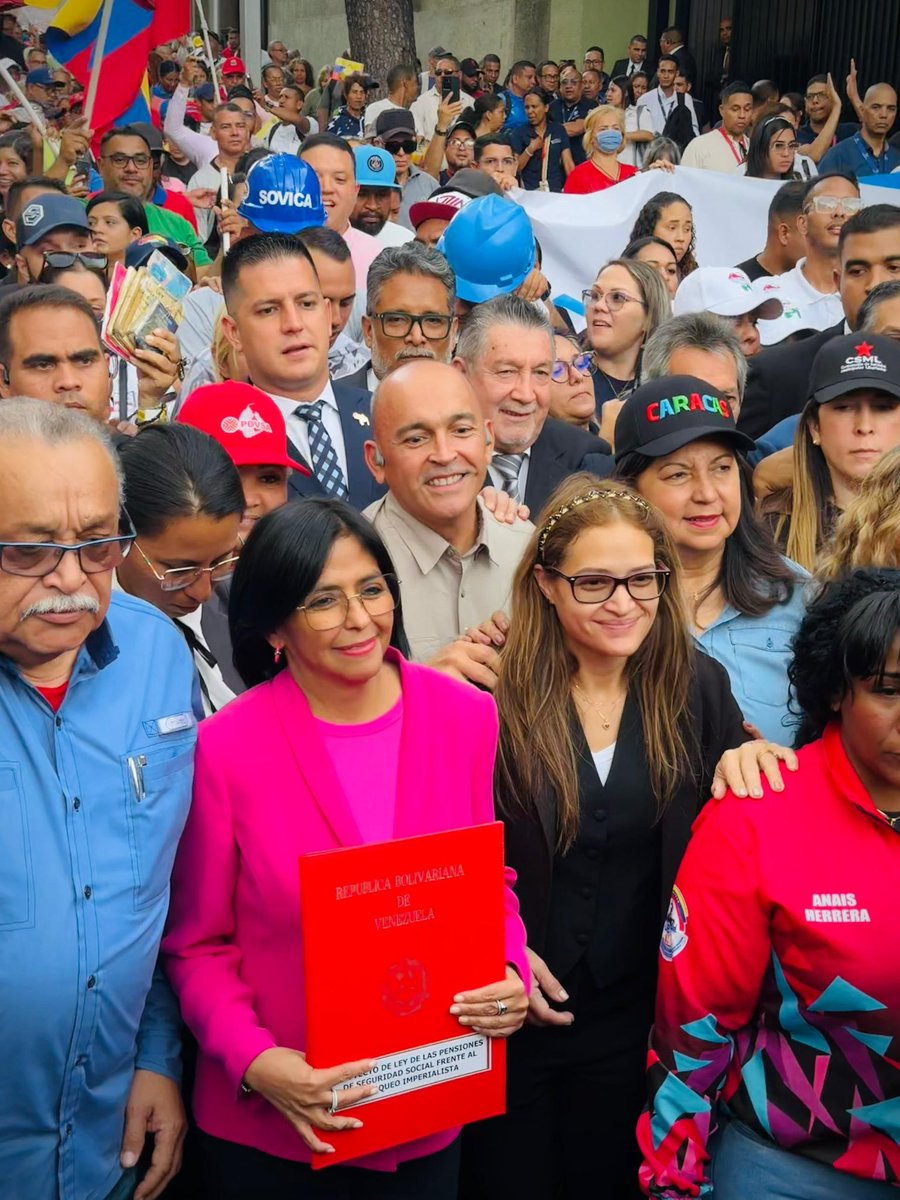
[0,11,898,1200]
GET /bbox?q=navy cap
[194,82,216,101]
[27,67,60,87]
[16,193,89,247]
[614,375,755,462]
[125,234,189,272]
[809,332,900,405]
[159,60,179,77]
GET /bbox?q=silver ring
[495,999,508,1016]
[329,1087,339,1114]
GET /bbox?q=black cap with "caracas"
[614,375,755,462]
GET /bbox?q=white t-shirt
[364,97,405,138]
[373,219,414,247]
[591,743,616,785]
[680,127,748,172]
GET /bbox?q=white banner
[512,167,899,311]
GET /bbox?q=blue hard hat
[237,154,326,234]
[353,145,400,190]
[437,194,534,303]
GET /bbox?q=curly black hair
[788,568,900,749]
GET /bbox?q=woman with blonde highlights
[461,476,795,1199]
[817,445,900,578]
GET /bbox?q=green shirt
[144,203,212,268]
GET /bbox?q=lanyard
[657,91,674,122]
[853,132,888,173]
[719,127,746,164]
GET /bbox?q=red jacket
[639,723,900,1196]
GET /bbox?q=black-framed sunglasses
[0,511,135,578]
[370,311,454,339]
[42,251,109,272]
[544,567,670,603]
[383,138,417,156]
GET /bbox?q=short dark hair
[297,224,352,263]
[278,83,303,102]
[838,202,900,250]
[803,171,860,208]
[510,60,536,75]
[474,131,514,162]
[5,174,66,221]
[0,284,100,363]
[629,34,647,44]
[222,233,320,308]
[299,132,355,174]
[117,423,244,539]
[662,26,683,40]
[213,101,246,119]
[100,125,152,154]
[262,63,282,80]
[768,179,807,224]
[226,84,254,102]
[524,86,551,105]
[229,497,409,687]
[537,60,559,74]
[581,69,602,86]
[720,80,752,103]
[657,54,679,69]
[858,279,900,328]
[585,45,604,57]
[86,190,149,235]
[386,63,415,90]
[806,73,828,90]
[751,79,779,105]
[482,54,500,66]
[788,569,900,747]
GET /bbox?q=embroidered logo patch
[660,885,689,961]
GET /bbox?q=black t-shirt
[511,121,569,191]
[592,368,633,415]
[734,255,771,282]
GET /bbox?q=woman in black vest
[461,477,795,1198]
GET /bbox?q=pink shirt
[315,696,402,844]
[342,223,380,295]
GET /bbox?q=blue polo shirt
[797,120,858,147]
[818,132,900,176]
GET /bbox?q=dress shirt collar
[0,616,118,684]
[269,378,337,420]
[381,491,496,575]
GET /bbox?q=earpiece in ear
[0,364,9,386]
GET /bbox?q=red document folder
[299,822,508,1167]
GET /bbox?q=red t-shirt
[563,159,637,194]
[35,680,69,711]
[159,187,199,232]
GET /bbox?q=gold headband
[537,488,651,556]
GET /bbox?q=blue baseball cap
[194,82,216,102]
[237,153,326,233]
[353,145,400,191]
[26,67,59,87]
[16,193,89,247]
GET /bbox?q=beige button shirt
[364,493,533,662]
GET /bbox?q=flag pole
[0,61,47,136]
[193,0,220,100]
[83,0,114,129]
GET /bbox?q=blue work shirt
[819,132,900,176]
[502,90,529,130]
[0,592,199,1200]
[695,563,809,742]
[748,414,799,465]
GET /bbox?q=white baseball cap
[750,277,818,346]
[674,267,784,321]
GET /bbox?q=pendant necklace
[572,682,624,730]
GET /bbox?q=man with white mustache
[361,241,458,392]
[0,400,199,1200]
[364,359,532,667]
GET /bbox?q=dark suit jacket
[672,44,698,85]
[738,321,843,440]
[501,651,749,966]
[286,381,386,511]
[521,417,613,515]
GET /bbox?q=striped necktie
[295,400,349,500]
[492,453,524,502]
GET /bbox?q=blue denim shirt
[0,592,199,1200]
[696,564,809,743]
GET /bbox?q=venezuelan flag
[39,0,189,130]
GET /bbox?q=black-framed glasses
[102,152,151,168]
[581,287,647,313]
[544,567,670,603]
[371,311,454,339]
[0,515,135,577]
[383,138,417,155]
[551,352,594,382]
[297,573,398,630]
[133,541,241,592]
[42,251,109,272]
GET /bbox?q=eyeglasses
[297,573,398,630]
[102,152,152,168]
[804,90,829,101]
[384,138,417,155]
[807,195,864,215]
[0,518,135,577]
[581,287,647,313]
[434,69,458,77]
[771,139,799,152]
[134,540,240,592]
[551,352,594,382]
[42,251,108,271]
[544,567,670,603]
[371,311,454,339]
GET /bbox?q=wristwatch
[434,127,448,136]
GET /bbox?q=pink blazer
[162,649,528,1170]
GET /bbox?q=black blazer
[286,381,386,511]
[610,58,644,80]
[521,417,613,516]
[672,45,698,86]
[738,322,843,440]
[501,651,749,962]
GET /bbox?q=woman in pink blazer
[163,497,529,1199]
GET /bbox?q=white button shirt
[270,381,348,484]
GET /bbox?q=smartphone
[441,75,460,103]
[74,155,93,180]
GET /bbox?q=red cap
[177,383,310,474]
[221,55,245,75]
